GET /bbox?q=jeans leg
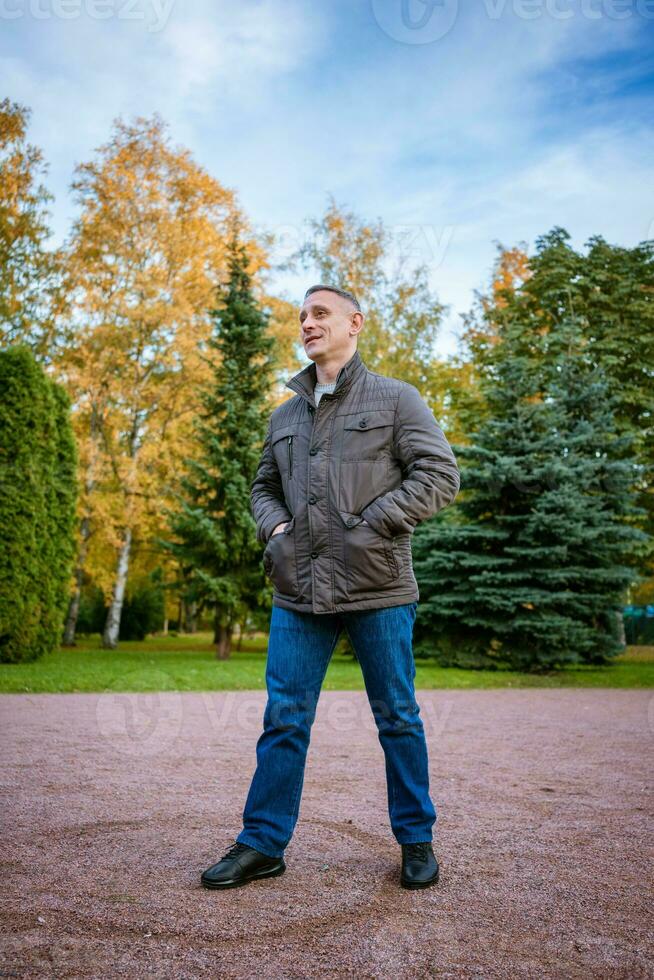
[236,605,342,858]
[343,602,436,844]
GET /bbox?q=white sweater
[314,381,337,406]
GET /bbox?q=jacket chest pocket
[341,410,395,461]
[271,425,300,478]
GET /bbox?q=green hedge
[0,346,78,661]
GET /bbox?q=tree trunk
[101,526,133,649]
[213,609,233,660]
[615,609,627,648]
[62,568,82,647]
[185,599,198,634]
[62,514,92,646]
[62,406,101,646]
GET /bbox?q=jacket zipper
[287,435,293,477]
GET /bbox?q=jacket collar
[285,348,366,408]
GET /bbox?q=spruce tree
[157,229,276,658]
[414,229,647,671]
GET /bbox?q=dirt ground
[1,688,652,979]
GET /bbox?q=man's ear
[349,311,364,337]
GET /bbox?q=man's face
[299,290,360,361]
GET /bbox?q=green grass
[0,632,653,693]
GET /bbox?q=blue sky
[3,0,653,355]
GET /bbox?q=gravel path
[1,689,652,979]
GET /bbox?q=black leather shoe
[400,842,439,889]
[201,842,286,890]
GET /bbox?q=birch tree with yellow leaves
[0,98,64,358]
[61,114,266,648]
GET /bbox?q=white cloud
[160,0,325,99]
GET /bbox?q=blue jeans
[235,602,436,858]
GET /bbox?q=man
[201,285,460,891]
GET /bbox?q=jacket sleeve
[360,383,460,537]
[251,418,293,546]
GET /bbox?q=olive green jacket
[251,349,460,614]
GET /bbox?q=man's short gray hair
[303,284,361,313]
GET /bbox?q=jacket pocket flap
[343,409,395,431]
[265,514,295,549]
[272,514,295,534]
[339,510,364,528]
[271,424,299,445]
